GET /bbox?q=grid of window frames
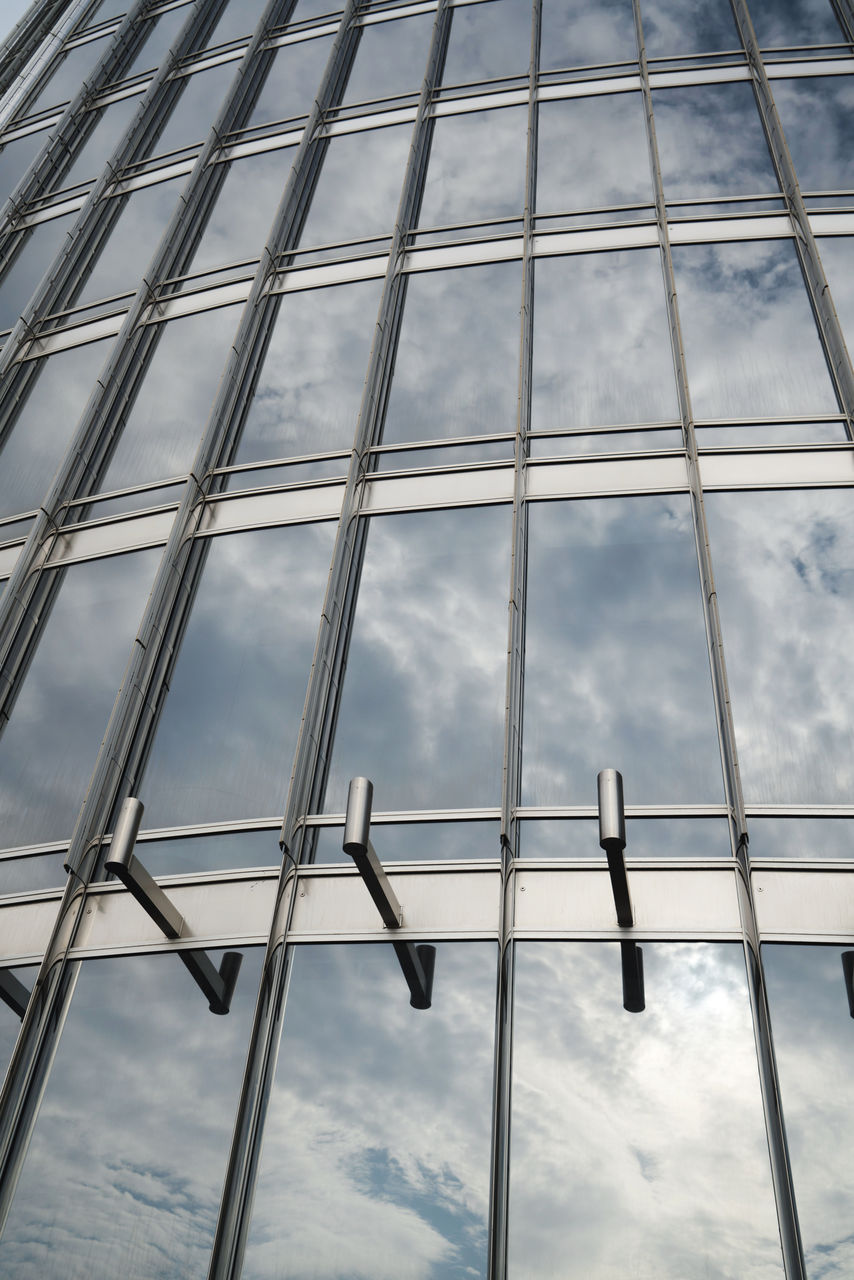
[0,0,851,1275]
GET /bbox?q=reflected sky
[383,261,522,444]
[773,76,854,194]
[441,0,533,86]
[148,62,240,159]
[0,129,48,206]
[342,14,433,105]
[97,305,242,493]
[247,35,333,129]
[653,82,779,199]
[418,107,526,228]
[188,151,293,274]
[0,949,263,1279]
[311,819,501,862]
[705,490,854,805]
[531,250,679,429]
[59,94,139,189]
[242,942,496,1280]
[298,124,411,248]
[0,852,66,894]
[748,817,854,859]
[0,214,72,332]
[522,496,723,806]
[20,35,108,117]
[671,239,838,419]
[508,942,783,1278]
[233,277,382,464]
[141,828,282,876]
[140,523,335,829]
[74,178,184,305]
[747,0,845,47]
[640,0,739,54]
[536,93,652,213]
[764,944,854,1278]
[324,506,511,813]
[539,0,636,70]
[0,549,160,849]
[122,7,189,80]
[0,337,112,519]
[519,816,732,858]
[815,236,854,354]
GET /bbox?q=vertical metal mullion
[730,0,854,438]
[0,0,358,1243]
[829,0,854,43]
[0,0,86,127]
[490,0,539,1275]
[207,8,454,1276]
[634,6,806,1278]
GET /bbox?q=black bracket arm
[105,797,242,1015]
[598,769,644,1013]
[343,777,435,1009]
[0,969,32,1019]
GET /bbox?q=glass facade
[0,1,851,1277]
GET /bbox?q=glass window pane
[536,93,652,214]
[0,853,66,894]
[0,128,50,202]
[0,214,73,332]
[188,152,293,274]
[207,0,269,46]
[124,7,188,78]
[0,549,160,849]
[639,0,739,55]
[539,0,636,71]
[749,0,845,47]
[246,35,333,128]
[139,523,334,829]
[529,427,682,454]
[0,948,263,1278]
[653,83,779,199]
[816,235,854,351]
[672,239,838,419]
[418,106,526,228]
[298,123,411,248]
[531,250,679,429]
[508,942,783,1278]
[21,35,109,116]
[764,944,854,1277]
[233,278,382,465]
[774,76,854,194]
[441,0,532,86]
[325,506,511,812]
[522,496,722,806]
[705,489,854,805]
[311,819,501,862]
[748,816,854,859]
[141,828,282,875]
[97,306,242,493]
[74,178,184,305]
[59,95,139,189]
[382,261,522,444]
[150,62,239,158]
[341,14,433,105]
[242,942,496,1280]
[519,816,732,858]
[0,338,112,519]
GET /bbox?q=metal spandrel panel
[699,448,854,488]
[241,942,496,1280]
[0,948,264,1279]
[755,870,854,939]
[418,105,527,228]
[639,0,739,54]
[507,943,783,1278]
[748,816,854,861]
[519,815,732,859]
[772,76,854,195]
[76,877,278,951]
[289,867,501,935]
[539,0,636,71]
[536,94,652,215]
[0,548,160,850]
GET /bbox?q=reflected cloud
[418,108,526,228]
[298,125,412,249]
[748,0,846,47]
[536,94,652,214]
[539,0,637,71]
[653,82,779,199]
[247,35,332,128]
[441,0,533,86]
[75,177,184,306]
[0,214,73,332]
[773,76,854,195]
[343,14,433,106]
[640,0,739,53]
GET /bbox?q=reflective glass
[141,828,282,875]
[519,816,731,858]
[653,82,779,198]
[536,93,652,213]
[773,76,854,194]
[0,214,73,332]
[311,819,501,862]
[640,0,739,54]
[695,420,847,446]
[74,178,184,304]
[246,35,333,128]
[748,0,845,46]
[705,490,854,805]
[764,944,854,1278]
[816,236,854,351]
[188,152,293,273]
[0,947,263,1278]
[298,123,411,247]
[342,14,433,104]
[508,942,783,1278]
[139,522,334,829]
[418,106,527,227]
[0,967,33,1076]
[441,0,533,86]
[0,129,49,202]
[0,853,66,893]
[382,261,522,444]
[233,278,382,465]
[324,505,511,812]
[0,338,112,519]
[531,250,679,429]
[242,942,496,1280]
[207,0,269,46]
[59,95,139,189]
[149,61,240,158]
[529,427,682,454]
[671,239,838,419]
[748,816,854,859]
[97,306,242,493]
[123,7,189,78]
[0,2,31,41]
[522,496,722,806]
[0,549,159,849]
[20,35,109,116]
[539,0,636,71]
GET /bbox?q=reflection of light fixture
[344,777,435,1009]
[597,769,645,1013]
[105,797,242,1015]
[842,952,854,1018]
